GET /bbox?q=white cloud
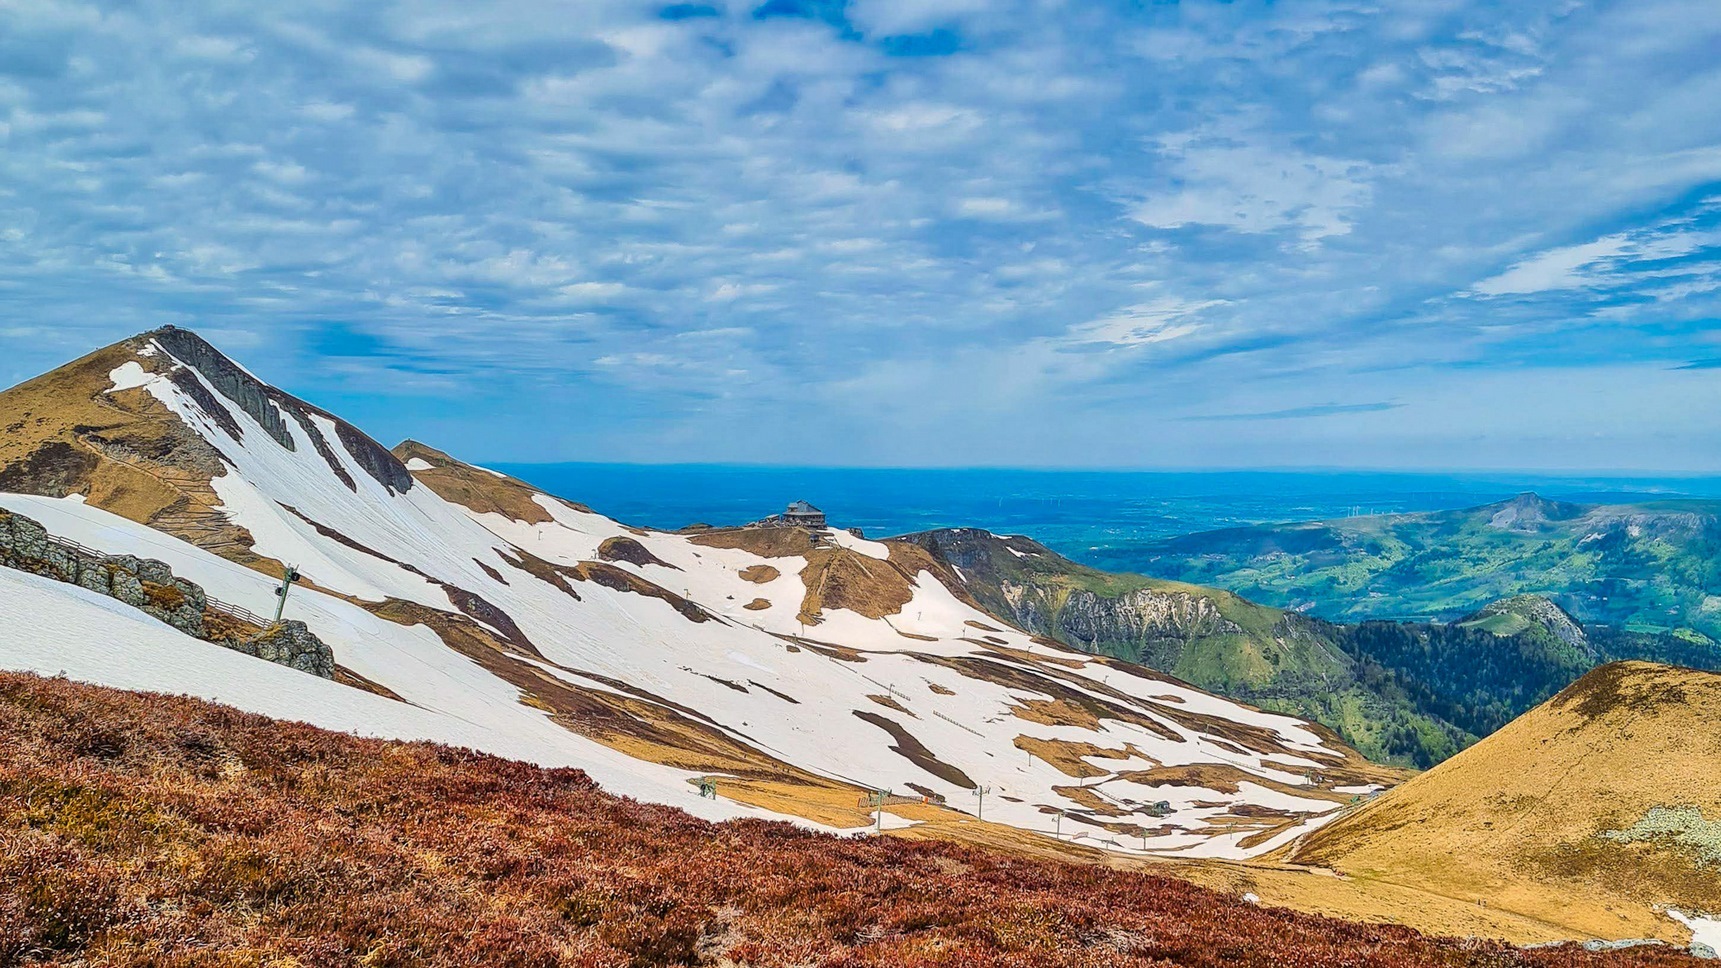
[1469,235,1634,295]
[846,0,994,37]
[1470,213,1721,296]
[0,0,1717,467]
[1064,297,1221,347]
[1130,137,1375,243]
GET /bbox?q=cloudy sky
[2,0,1720,471]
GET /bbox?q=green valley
[1104,491,1721,648]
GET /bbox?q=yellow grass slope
[1281,661,1721,945]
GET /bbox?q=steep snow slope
[0,565,782,827]
[0,328,1401,856]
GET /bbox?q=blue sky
[1,0,1720,471]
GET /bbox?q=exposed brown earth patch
[689,527,817,558]
[738,563,780,583]
[568,561,715,623]
[597,535,678,570]
[1011,696,1103,730]
[743,597,771,611]
[867,694,915,716]
[852,710,975,788]
[1014,735,1133,779]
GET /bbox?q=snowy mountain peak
[0,330,1404,857]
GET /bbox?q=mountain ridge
[0,327,1399,858]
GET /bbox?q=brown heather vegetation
[1,671,1702,968]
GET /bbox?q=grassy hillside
[1111,493,1721,653]
[1286,662,1721,952]
[5,671,1695,967]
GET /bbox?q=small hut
[783,500,826,529]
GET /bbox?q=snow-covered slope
[0,328,1400,856]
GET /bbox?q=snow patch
[823,527,892,560]
[405,457,435,471]
[1672,911,1721,955]
[107,361,153,392]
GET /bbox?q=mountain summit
[0,328,1398,856]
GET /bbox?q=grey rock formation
[150,326,413,494]
[1473,594,1596,660]
[1053,586,1243,650]
[110,567,147,608]
[0,506,332,678]
[228,620,335,678]
[151,325,296,449]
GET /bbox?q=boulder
[5,513,50,560]
[109,568,148,608]
[76,565,112,595]
[235,621,335,679]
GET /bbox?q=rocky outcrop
[0,510,208,638]
[152,326,296,449]
[0,506,333,678]
[228,620,335,678]
[998,581,1246,660]
[149,326,414,494]
[1486,492,1585,532]
[1055,586,1242,647]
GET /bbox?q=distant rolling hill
[1108,492,1721,654]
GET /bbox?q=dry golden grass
[743,597,771,611]
[1278,662,1721,946]
[1145,857,1614,946]
[1117,764,1353,805]
[0,339,260,560]
[1012,735,1131,779]
[688,527,817,557]
[393,440,559,523]
[738,564,780,583]
[1009,696,1103,730]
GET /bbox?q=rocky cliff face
[1000,580,1243,659]
[905,528,1251,656]
[151,327,414,494]
[0,506,332,678]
